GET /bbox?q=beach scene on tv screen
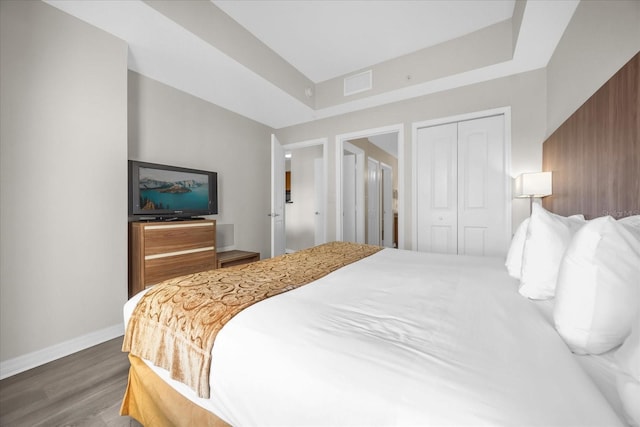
[139,167,209,211]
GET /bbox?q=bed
[120,229,639,426]
[120,54,639,426]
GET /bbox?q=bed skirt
[120,354,230,427]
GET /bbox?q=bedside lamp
[515,171,552,214]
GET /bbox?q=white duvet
[124,248,623,426]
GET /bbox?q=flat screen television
[128,160,218,219]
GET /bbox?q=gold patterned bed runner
[122,241,382,398]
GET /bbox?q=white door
[457,115,506,256]
[343,153,356,242]
[416,122,458,253]
[271,134,285,257]
[380,162,394,248]
[416,115,507,256]
[313,157,325,245]
[367,158,380,245]
[343,142,365,244]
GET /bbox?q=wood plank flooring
[0,337,142,427]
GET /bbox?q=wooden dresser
[128,219,216,298]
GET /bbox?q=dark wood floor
[0,336,142,427]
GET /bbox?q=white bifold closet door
[416,114,507,256]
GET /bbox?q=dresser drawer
[142,222,215,256]
[145,249,216,285]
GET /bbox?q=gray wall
[128,72,273,258]
[1,1,128,364]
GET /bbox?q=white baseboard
[0,323,124,380]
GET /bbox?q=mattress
[123,248,624,426]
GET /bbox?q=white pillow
[507,212,585,280]
[620,214,640,229]
[553,216,640,354]
[505,218,529,279]
[519,204,585,300]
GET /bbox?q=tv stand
[128,219,216,298]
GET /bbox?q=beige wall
[0,1,128,365]
[546,0,640,137]
[276,68,547,248]
[128,72,273,258]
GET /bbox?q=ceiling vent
[344,70,372,96]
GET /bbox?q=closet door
[457,115,506,256]
[416,122,458,253]
[416,114,507,256]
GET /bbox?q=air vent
[344,70,372,96]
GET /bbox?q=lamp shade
[515,172,552,198]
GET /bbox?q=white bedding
[124,248,624,426]
[531,298,627,419]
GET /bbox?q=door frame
[335,124,404,248]
[411,106,512,252]
[278,137,329,247]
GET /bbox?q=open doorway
[336,125,403,248]
[281,138,328,253]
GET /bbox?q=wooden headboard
[542,52,639,220]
